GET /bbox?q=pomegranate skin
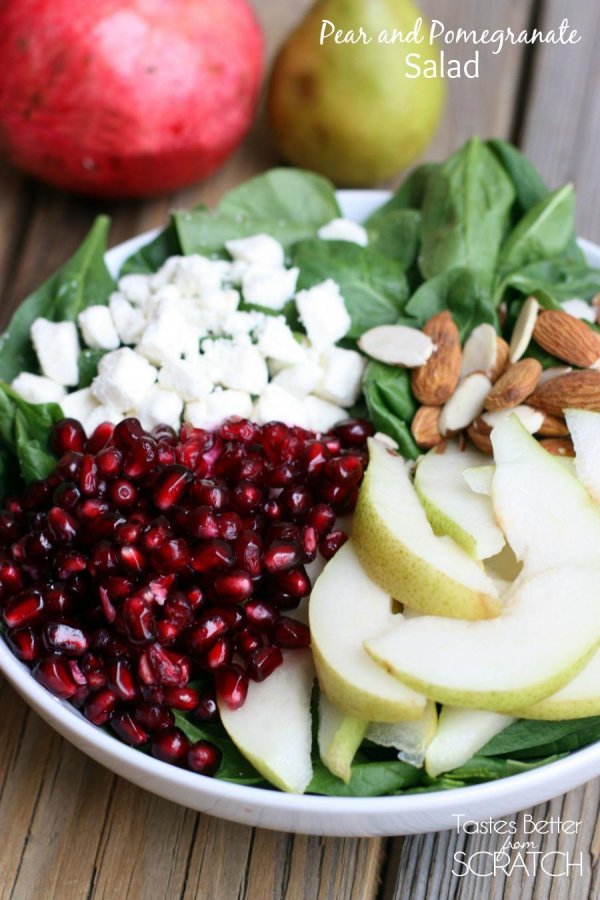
[0,0,264,198]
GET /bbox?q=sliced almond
[461,324,497,379]
[484,358,542,411]
[439,372,491,436]
[411,312,461,405]
[467,418,493,455]
[539,437,575,457]
[410,405,442,450]
[533,309,600,369]
[537,413,569,438]
[538,365,572,386]
[358,325,434,367]
[528,370,600,416]
[509,296,539,362]
[482,404,544,435]
[490,337,509,382]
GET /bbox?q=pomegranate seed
[188,507,219,540]
[3,589,44,628]
[268,522,301,542]
[262,540,302,574]
[157,442,176,466]
[152,539,190,574]
[52,419,86,454]
[152,424,177,444]
[320,529,348,560]
[43,622,89,656]
[247,645,283,682]
[153,466,192,510]
[215,511,242,541]
[218,417,258,443]
[325,455,364,487]
[280,486,312,518]
[187,741,222,775]
[263,499,282,521]
[79,454,99,496]
[105,660,138,701]
[0,510,21,543]
[191,480,229,510]
[109,479,138,507]
[134,702,174,733]
[111,711,149,747]
[232,483,262,513]
[193,690,218,721]
[305,503,336,536]
[176,438,208,471]
[33,656,78,698]
[271,617,311,648]
[156,620,179,644]
[95,446,123,477]
[6,627,41,661]
[57,452,83,481]
[244,600,278,632]
[100,575,134,600]
[190,540,234,573]
[324,436,342,455]
[122,595,156,643]
[89,541,120,576]
[122,436,158,479]
[115,522,141,545]
[77,498,111,520]
[185,613,228,654]
[142,517,173,551]
[212,569,253,601]
[162,686,199,710]
[265,464,297,488]
[46,507,77,543]
[201,635,233,669]
[119,544,146,574]
[84,688,117,725]
[272,566,311,597]
[304,441,330,477]
[236,627,262,658]
[238,455,264,482]
[334,418,374,447]
[113,418,145,449]
[0,562,24,595]
[215,664,248,710]
[151,728,190,765]
[301,526,318,562]
[185,586,204,611]
[146,643,190,687]
[234,532,263,577]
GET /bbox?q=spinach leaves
[405,268,497,340]
[0,384,63,487]
[497,184,576,278]
[120,220,183,276]
[362,363,419,459]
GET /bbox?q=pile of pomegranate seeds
[0,414,372,775]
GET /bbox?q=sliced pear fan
[367,702,438,769]
[318,692,367,783]
[425,708,515,778]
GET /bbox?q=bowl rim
[2,188,600,825]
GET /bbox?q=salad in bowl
[2,137,600,806]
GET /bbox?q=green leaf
[292,240,408,339]
[442,753,567,783]
[173,711,264,784]
[120,220,183,276]
[0,383,62,483]
[78,349,108,389]
[0,216,114,383]
[495,258,600,308]
[379,162,439,213]
[486,139,549,215]
[405,268,498,341]
[497,184,575,277]
[362,364,419,460]
[308,759,422,797]
[366,209,421,269]
[419,138,516,281]
[479,716,600,759]
[175,169,340,256]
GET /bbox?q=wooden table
[1,1,599,897]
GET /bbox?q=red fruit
[151,728,190,765]
[43,622,89,656]
[236,627,262,659]
[320,529,348,560]
[215,511,243,541]
[111,712,149,747]
[192,481,230,511]
[162,686,199,711]
[190,540,235,573]
[185,613,229,654]
[305,503,336,536]
[134,702,174,733]
[325,455,364,487]
[301,526,318,562]
[262,540,302,574]
[121,595,156,644]
[231,483,262,513]
[109,479,138,508]
[215,664,248,710]
[119,544,146,574]
[52,419,86,455]
[187,741,222,775]
[247,645,283,682]
[84,688,117,726]
[218,418,259,444]
[201,635,233,670]
[46,507,78,543]
[304,441,330,477]
[272,566,311,598]
[6,626,41,661]
[212,569,253,601]
[244,600,278,632]
[271,617,311,649]
[3,589,44,628]
[105,660,138,701]
[96,447,123,478]
[153,466,192,510]
[193,690,218,722]
[145,643,190,687]
[234,531,263,578]
[123,437,158,479]
[334,419,374,447]
[86,422,115,453]
[152,538,190,574]
[188,507,219,540]
[33,656,78,699]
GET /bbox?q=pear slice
[218,650,314,793]
[353,438,499,619]
[309,541,426,722]
[491,415,600,573]
[318,692,367,783]
[365,565,600,711]
[414,442,505,560]
[463,464,494,496]
[425,708,514,777]
[367,701,438,769]
[514,649,600,720]
[565,408,600,502]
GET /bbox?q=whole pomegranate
[0,0,264,198]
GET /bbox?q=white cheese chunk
[31,318,80,386]
[212,343,269,395]
[60,387,99,422]
[78,305,120,350]
[304,395,348,433]
[316,346,366,407]
[109,293,146,345]
[151,255,229,299]
[11,372,67,405]
[295,280,351,351]
[561,298,595,323]
[255,316,306,364]
[84,405,123,435]
[91,348,157,411]
[185,390,253,429]
[134,387,184,432]
[317,218,369,247]
[226,234,285,268]
[136,300,200,364]
[271,359,323,397]
[253,384,309,428]
[117,274,152,308]
[242,266,299,311]
[158,358,214,402]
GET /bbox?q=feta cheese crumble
[295,280,352,352]
[317,218,369,247]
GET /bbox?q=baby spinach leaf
[173,711,264,784]
[405,268,497,340]
[495,258,600,308]
[292,240,408,339]
[487,139,549,215]
[380,162,439,213]
[479,716,600,759]
[0,216,114,384]
[362,365,419,460]
[419,138,515,281]
[175,169,340,256]
[497,184,575,277]
[308,759,422,797]
[366,209,421,269]
[0,384,62,484]
[120,219,183,276]
[442,753,567,783]
[78,349,108,389]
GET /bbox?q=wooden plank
[520,0,600,241]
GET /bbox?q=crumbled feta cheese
[60,387,99,422]
[255,316,306,364]
[226,260,249,287]
[316,346,366,407]
[253,383,309,428]
[295,280,351,351]
[151,255,229,299]
[561,298,596,323]
[136,300,200,364]
[317,218,369,247]
[117,274,152,308]
[134,387,184,432]
[84,405,123,435]
[11,372,67,405]
[158,358,214,401]
[31,318,80,386]
[226,234,285,268]
[185,390,253,429]
[221,310,265,339]
[78,305,120,350]
[109,293,146,345]
[215,344,269,395]
[271,360,323,396]
[242,266,299,311]
[304,395,348,433]
[91,348,157,411]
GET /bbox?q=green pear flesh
[365,565,600,712]
[309,541,426,722]
[463,464,494,496]
[353,438,499,620]
[367,701,438,768]
[415,443,505,559]
[318,692,367,783]
[425,707,515,777]
[565,408,600,502]
[514,649,600,720]
[218,650,314,794]
[491,416,600,573]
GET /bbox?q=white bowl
[2,191,600,837]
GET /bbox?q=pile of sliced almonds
[358,297,600,457]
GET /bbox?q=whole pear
[267,0,445,185]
